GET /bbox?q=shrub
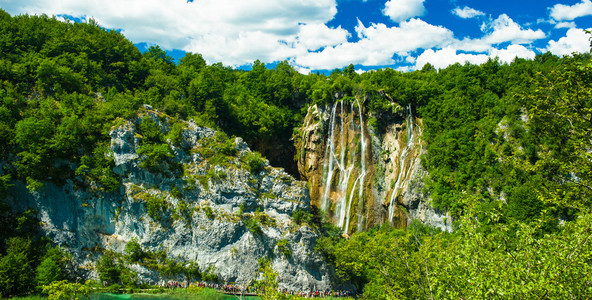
[173,200,192,224]
[145,194,168,221]
[124,238,145,263]
[42,280,90,300]
[0,237,35,297]
[245,218,262,235]
[201,266,219,282]
[203,205,215,219]
[35,247,66,288]
[276,239,291,258]
[96,252,120,285]
[242,151,266,175]
[292,209,312,225]
[137,143,174,171]
[184,262,201,280]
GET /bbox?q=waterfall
[337,101,355,222]
[322,101,356,227]
[344,174,362,232]
[307,100,423,231]
[320,103,338,212]
[342,99,367,233]
[387,104,418,223]
[335,102,355,229]
[355,99,367,232]
[319,99,370,232]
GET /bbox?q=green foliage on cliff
[242,151,266,175]
[275,239,291,258]
[0,8,591,298]
[144,194,169,222]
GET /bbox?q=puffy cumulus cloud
[452,6,485,19]
[295,18,453,70]
[294,41,383,70]
[550,0,592,21]
[355,19,454,52]
[453,37,493,52]
[452,14,545,53]
[296,23,350,51]
[489,44,536,63]
[414,44,536,70]
[546,27,592,56]
[482,14,546,45]
[414,47,489,70]
[2,0,338,66]
[383,0,426,23]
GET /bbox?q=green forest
[0,10,591,299]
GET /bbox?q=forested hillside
[0,10,591,298]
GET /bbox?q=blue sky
[1,0,591,73]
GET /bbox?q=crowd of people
[160,280,356,298]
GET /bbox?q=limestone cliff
[5,106,334,291]
[295,99,450,234]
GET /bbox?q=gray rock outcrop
[5,106,335,291]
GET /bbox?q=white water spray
[355,99,367,232]
[320,103,338,212]
[387,104,419,223]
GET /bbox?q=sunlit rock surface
[6,106,335,291]
[295,99,451,233]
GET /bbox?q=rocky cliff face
[296,99,451,234]
[5,106,335,291]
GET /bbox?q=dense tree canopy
[0,9,591,298]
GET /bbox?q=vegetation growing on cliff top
[0,9,591,298]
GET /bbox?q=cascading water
[320,103,338,212]
[336,102,355,229]
[319,99,369,233]
[355,99,366,232]
[387,104,419,223]
[297,99,430,232]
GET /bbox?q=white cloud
[452,6,485,19]
[396,66,412,72]
[555,21,577,29]
[546,27,591,56]
[415,47,489,69]
[355,18,454,53]
[383,0,426,23]
[294,66,312,75]
[0,0,569,72]
[295,18,453,69]
[1,0,338,66]
[483,14,546,45]
[489,44,536,63]
[452,14,545,53]
[550,0,592,21]
[297,23,350,51]
[413,44,536,70]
